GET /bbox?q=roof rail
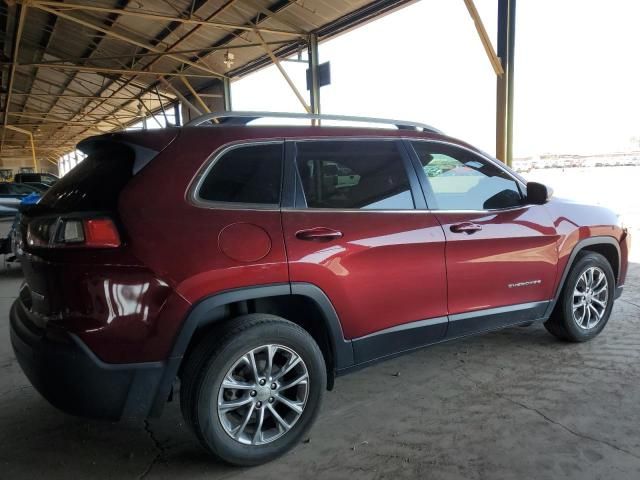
[184,111,443,134]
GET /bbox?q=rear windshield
[38,142,134,212]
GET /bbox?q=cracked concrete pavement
[1,260,639,479]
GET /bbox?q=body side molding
[447,301,550,338]
[352,316,447,364]
[348,301,550,372]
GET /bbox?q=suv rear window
[38,142,134,212]
[295,140,414,210]
[198,143,283,206]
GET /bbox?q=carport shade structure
[0,0,517,171]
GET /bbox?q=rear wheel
[180,314,326,466]
[544,251,615,342]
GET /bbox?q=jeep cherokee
[10,112,629,466]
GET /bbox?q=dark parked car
[0,182,41,218]
[10,112,629,466]
[14,172,58,186]
[21,182,51,192]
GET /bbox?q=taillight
[84,219,121,247]
[27,217,121,248]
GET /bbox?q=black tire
[180,314,326,466]
[544,251,615,342]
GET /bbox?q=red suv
[10,112,629,465]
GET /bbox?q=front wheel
[544,251,615,342]
[180,314,326,466]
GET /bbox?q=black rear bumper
[10,298,166,420]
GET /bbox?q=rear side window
[39,142,134,212]
[198,143,283,206]
[295,140,414,210]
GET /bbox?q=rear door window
[295,140,414,210]
[197,143,283,206]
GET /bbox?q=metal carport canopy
[0,0,516,170]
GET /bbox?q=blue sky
[232,0,640,158]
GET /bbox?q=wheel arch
[545,235,621,318]
[150,283,353,416]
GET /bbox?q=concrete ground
[1,166,639,479]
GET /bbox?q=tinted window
[16,173,57,185]
[39,142,134,212]
[296,141,414,209]
[199,143,283,205]
[412,142,523,210]
[9,184,37,195]
[0,185,9,194]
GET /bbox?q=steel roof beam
[10,92,167,101]
[31,3,227,79]
[19,0,133,149]
[58,0,238,142]
[11,63,228,79]
[1,3,28,155]
[462,0,504,77]
[25,1,304,37]
[18,40,290,66]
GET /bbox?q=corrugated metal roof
[0,0,413,169]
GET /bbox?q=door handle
[450,222,482,234]
[295,227,343,242]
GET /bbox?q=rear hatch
[19,129,178,317]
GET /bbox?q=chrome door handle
[450,222,482,234]
[295,227,343,242]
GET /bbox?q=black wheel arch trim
[150,282,354,416]
[544,235,621,318]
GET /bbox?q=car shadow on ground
[0,263,24,279]
[0,323,575,479]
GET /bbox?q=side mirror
[526,182,553,205]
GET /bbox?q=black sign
[306,61,331,90]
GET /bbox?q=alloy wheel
[217,344,309,445]
[572,266,608,330]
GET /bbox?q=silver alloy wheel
[217,344,309,445]
[572,266,609,330]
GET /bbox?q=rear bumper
[10,298,166,420]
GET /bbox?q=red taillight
[83,219,121,248]
[27,216,121,249]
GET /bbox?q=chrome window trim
[407,138,528,212]
[280,205,530,215]
[188,139,284,211]
[282,208,429,214]
[187,137,532,214]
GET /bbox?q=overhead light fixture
[224,51,235,69]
